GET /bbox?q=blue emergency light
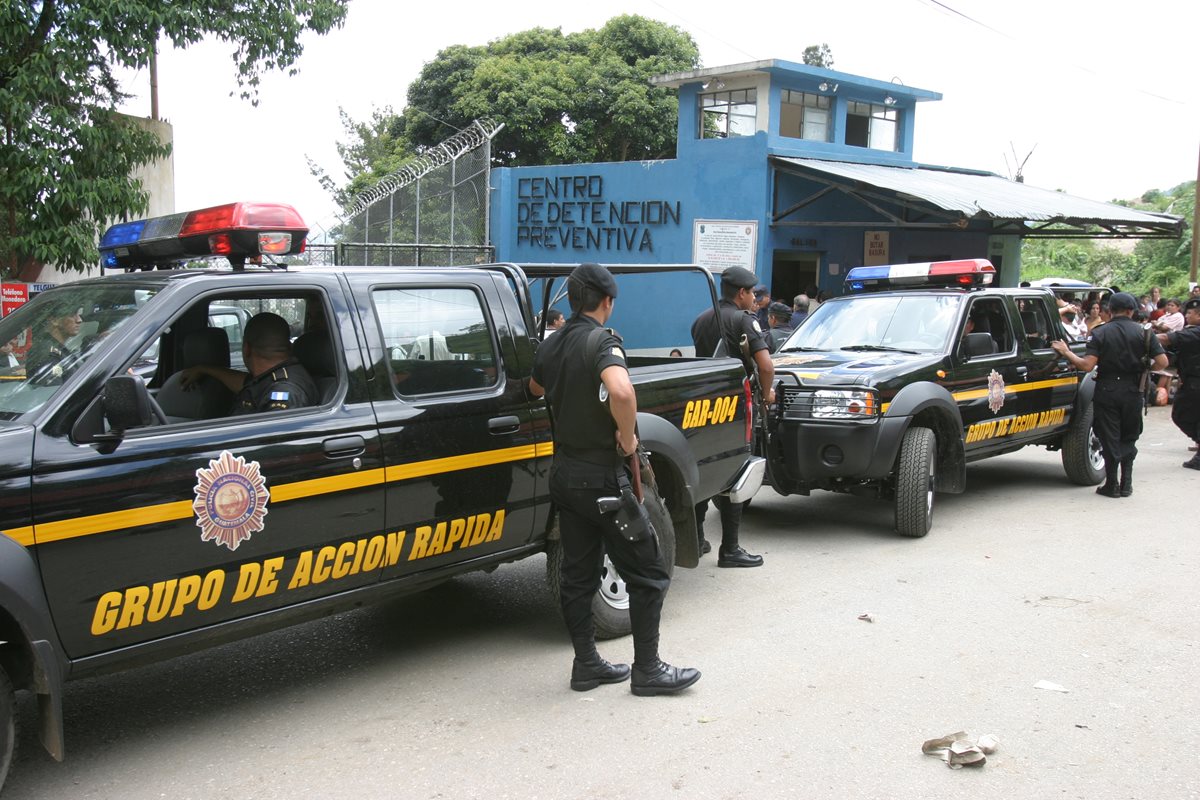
[845,259,996,292]
[98,202,308,271]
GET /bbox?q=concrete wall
[37,115,174,285]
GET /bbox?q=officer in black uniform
[1053,292,1167,497]
[689,266,772,567]
[528,263,700,696]
[25,304,83,384]
[1158,296,1200,469]
[183,312,317,414]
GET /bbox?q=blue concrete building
[489,59,1179,350]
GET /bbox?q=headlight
[811,389,877,419]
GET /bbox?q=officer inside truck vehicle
[181,311,317,414]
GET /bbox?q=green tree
[320,15,700,210]
[1,1,348,280]
[802,43,834,68]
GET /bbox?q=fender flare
[884,383,967,494]
[1073,371,1096,411]
[635,413,701,568]
[0,535,66,761]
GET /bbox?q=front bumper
[721,456,766,503]
[776,415,909,483]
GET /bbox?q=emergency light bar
[845,258,996,292]
[99,202,308,271]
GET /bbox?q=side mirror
[102,375,162,433]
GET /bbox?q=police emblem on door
[193,450,270,551]
[987,369,1006,414]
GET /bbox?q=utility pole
[149,44,159,121]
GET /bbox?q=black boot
[1119,458,1134,497]
[570,655,631,691]
[717,544,763,568]
[1184,453,1200,471]
[1096,461,1120,498]
[630,660,701,696]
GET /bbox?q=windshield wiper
[840,344,920,354]
[778,345,825,352]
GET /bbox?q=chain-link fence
[299,120,502,269]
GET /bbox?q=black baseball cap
[768,301,792,318]
[569,262,618,299]
[1184,297,1200,312]
[1108,292,1138,312]
[720,267,758,290]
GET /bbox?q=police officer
[689,266,771,567]
[766,301,795,353]
[184,312,317,414]
[1157,296,1200,469]
[528,263,699,696]
[25,304,82,384]
[1052,292,1167,497]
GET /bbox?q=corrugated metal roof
[774,157,1178,227]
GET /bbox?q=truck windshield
[780,294,958,354]
[0,285,158,419]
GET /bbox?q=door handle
[1015,366,1028,378]
[323,435,366,457]
[488,415,521,435]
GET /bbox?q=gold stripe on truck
[16,441,554,547]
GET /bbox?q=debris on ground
[857,612,875,623]
[922,731,999,769]
[1033,679,1070,692]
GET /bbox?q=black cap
[1184,297,1200,312]
[753,284,769,298]
[768,301,792,318]
[1108,291,1138,312]
[569,262,618,299]
[720,267,758,290]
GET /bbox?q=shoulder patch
[752,320,763,334]
[611,346,625,360]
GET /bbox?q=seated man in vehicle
[182,312,318,414]
[25,305,83,384]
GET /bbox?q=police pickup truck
[760,259,1103,537]
[0,203,762,787]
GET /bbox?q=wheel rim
[598,554,629,610]
[1087,429,1104,472]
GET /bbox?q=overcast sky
[117,0,1199,233]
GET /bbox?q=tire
[0,664,15,793]
[545,484,676,640]
[1061,401,1105,485]
[894,426,936,538]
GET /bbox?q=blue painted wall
[488,62,1000,351]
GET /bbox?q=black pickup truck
[0,203,761,788]
[759,259,1103,536]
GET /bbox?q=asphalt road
[7,408,1198,800]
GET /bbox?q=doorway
[771,251,821,307]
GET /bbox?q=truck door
[30,281,387,661]
[1011,293,1079,436]
[352,274,549,582]
[948,295,1029,454]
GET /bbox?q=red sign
[1,283,29,317]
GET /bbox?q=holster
[597,473,655,543]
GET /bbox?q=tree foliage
[319,15,700,210]
[802,44,834,68]
[1019,181,1195,297]
[0,0,348,280]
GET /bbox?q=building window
[846,101,898,151]
[699,89,757,139]
[779,90,830,142]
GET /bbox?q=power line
[911,0,1185,105]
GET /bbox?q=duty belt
[557,445,622,467]
[1097,374,1139,382]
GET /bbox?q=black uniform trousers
[1092,377,1144,467]
[694,495,742,550]
[1172,380,1200,442]
[550,453,671,666]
